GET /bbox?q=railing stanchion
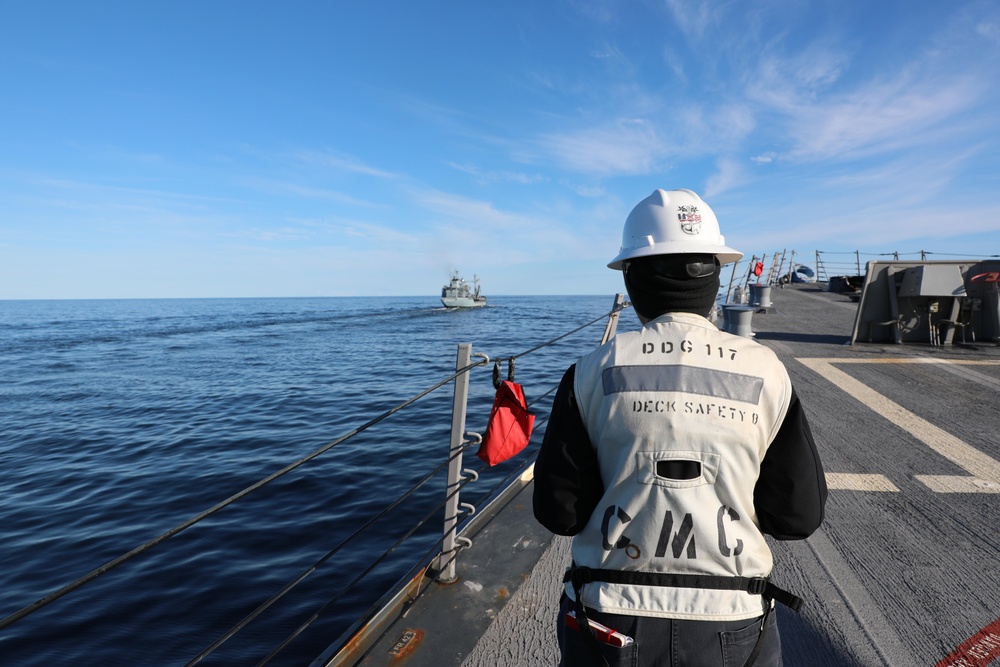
[436,342,473,583]
[602,294,625,344]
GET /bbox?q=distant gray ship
[441,271,486,308]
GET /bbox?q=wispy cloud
[977,18,1000,42]
[739,7,998,165]
[704,157,747,198]
[782,72,983,162]
[446,162,547,185]
[537,118,666,175]
[663,0,720,37]
[27,176,244,206]
[412,189,543,229]
[291,149,400,179]
[321,217,422,245]
[407,187,612,264]
[240,178,384,207]
[534,99,755,176]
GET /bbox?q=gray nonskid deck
[754,285,1000,665]
[348,284,1000,666]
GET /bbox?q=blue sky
[2,1,1000,299]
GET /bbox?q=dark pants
[557,594,781,667]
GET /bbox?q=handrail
[2,296,632,667]
[309,296,629,667]
[184,434,479,665]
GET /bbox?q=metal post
[885,267,902,345]
[601,294,625,344]
[772,250,786,285]
[437,343,473,583]
[725,259,739,304]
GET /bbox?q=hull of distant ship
[441,296,486,308]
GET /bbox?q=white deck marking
[825,473,900,492]
[797,357,1000,494]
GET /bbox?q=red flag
[477,380,535,466]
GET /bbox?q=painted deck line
[911,352,1000,392]
[824,473,899,492]
[802,528,919,667]
[797,357,1000,494]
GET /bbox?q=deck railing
[0,294,631,667]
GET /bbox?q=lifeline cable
[185,445,464,665]
[252,397,555,663]
[492,302,629,364]
[197,429,487,663]
[254,468,481,666]
[0,357,489,631]
[287,442,545,667]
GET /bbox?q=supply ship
[441,271,486,308]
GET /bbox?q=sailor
[533,189,827,667]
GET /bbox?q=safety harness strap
[564,567,803,611]
[565,566,804,667]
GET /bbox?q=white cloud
[535,100,757,176]
[240,178,384,207]
[784,72,982,162]
[661,46,687,84]
[291,149,399,179]
[704,157,746,198]
[568,0,620,24]
[663,0,719,37]
[537,118,666,175]
[407,187,616,267]
[738,6,998,165]
[446,162,547,185]
[977,19,1000,42]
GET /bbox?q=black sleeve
[754,386,827,540]
[532,365,604,536]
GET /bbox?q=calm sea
[0,295,637,666]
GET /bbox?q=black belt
[564,566,803,611]
[564,565,803,667]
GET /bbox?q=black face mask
[623,254,721,319]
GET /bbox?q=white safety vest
[568,312,792,621]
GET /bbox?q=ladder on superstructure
[765,251,785,285]
[815,251,829,283]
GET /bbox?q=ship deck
[331,284,1000,667]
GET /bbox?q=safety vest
[569,312,793,621]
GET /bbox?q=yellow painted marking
[798,357,1000,494]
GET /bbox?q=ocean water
[0,295,637,666]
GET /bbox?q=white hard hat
[608,189,743,270]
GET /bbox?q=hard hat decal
[677,205,702,235]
